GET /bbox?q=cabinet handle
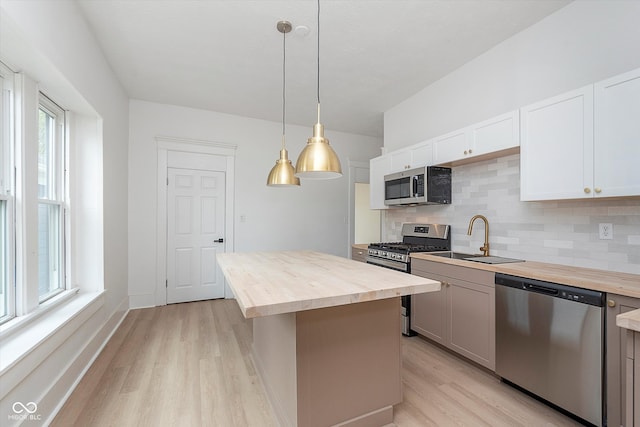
[595,187,602,194]
[584,187,591,194]
[357,251,363,255]
[607,299,616,308]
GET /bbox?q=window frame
[0,62,16,323]
[37,94,67,304]
[0,64,72,326]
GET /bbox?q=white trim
[155,136,236,306]
[347,160,371,255]
[0,291,104,393]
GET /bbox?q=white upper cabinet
[471,111,520,157]
[433,110,519,165]
[520,67,640,201]
[594,68,640,198]
[369,155,391,210]
[520,85,594,201]
[433,129,470,165]
[389,140,433,172]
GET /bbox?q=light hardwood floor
[52,299,582,427]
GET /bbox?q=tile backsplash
[383,154,640,275]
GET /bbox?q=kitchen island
[216,250,440,427]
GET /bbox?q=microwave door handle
[412,176,418,198]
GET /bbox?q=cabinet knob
[468,149,473,154]
[595,187,602,194]
[607,299,616,308]
[464,150,468,155]
[584,187,591,194]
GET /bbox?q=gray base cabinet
[607,294,640,427]
[624,330,640,427]
[351,245,367,263]
[411,259,495,370]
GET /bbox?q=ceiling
[77,0,571,137]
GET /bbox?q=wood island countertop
[216,250,440,318]
[617,309,640,333]
[411,252,640,298]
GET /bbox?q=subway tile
[383,153,640,274]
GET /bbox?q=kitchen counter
[216,250,440,427]
[217,250,439,318]
[411,252,640,298]
[617,309,640,333]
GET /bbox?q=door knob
[214,238,224,243]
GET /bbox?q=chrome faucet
[467,214,490,256]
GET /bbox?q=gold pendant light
[295,0,342,179]
[267,20,300,187]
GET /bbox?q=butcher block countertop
[411,252,640,298]
[617,309,640,333]
[216,250,440,319]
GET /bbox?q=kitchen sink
[430,252,525,264]
[430,251,481,260]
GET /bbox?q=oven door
[365,256,408,272]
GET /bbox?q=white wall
[384,0,640,151]
[0,0,129,423]
[382,0,640,276]
[128,100,382,307]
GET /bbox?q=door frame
[155,136,236,306]
[347,160,374,256]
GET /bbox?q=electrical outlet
[599,223,613,240]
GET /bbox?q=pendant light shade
[267,20,300,187]
[267,145,299,186]
[295,108,341,179]
[295,0,342,179]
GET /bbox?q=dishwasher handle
[525,283,559,296]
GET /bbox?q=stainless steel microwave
[384,166,451,206]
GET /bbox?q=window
[0,62,14,323]
[38,96,65,302]
[0,62,69,325]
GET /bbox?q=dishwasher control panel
[495,273,604,307]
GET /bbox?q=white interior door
[167,167,225,303]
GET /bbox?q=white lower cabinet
[411,259,495,370]
[521,67,640,201]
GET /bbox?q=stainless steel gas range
[367,223,451,336]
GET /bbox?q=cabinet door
[471,110,519,156]
[411,280,447,345]
[447,279,495,370]
[635,332,640,427]
[389,141,433,172]
[369,155,390,210]
[606,294,640,427]
[594,68,640,198]
[389,149,412,172]
[520,85,594,201]
[409,141,433,168]
[433,129,471,165]
[351,246,367,263]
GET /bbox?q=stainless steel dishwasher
[495,273,605,427]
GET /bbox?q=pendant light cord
[317,0,321,107]
[282,25,286,149]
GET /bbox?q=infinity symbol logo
[12,401,38,414]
